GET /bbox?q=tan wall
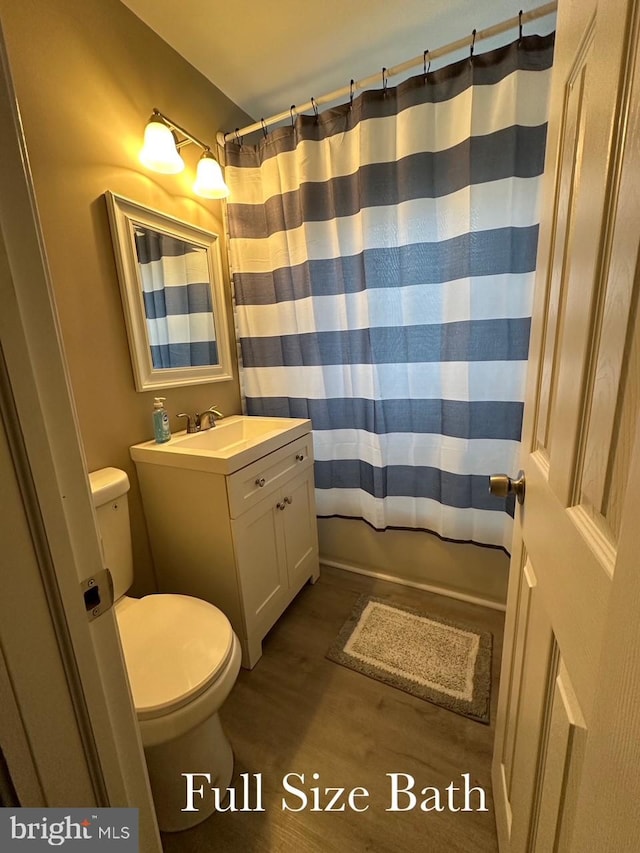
[318,518,509,606]
[0,0,250,593]
[0,0,510,606]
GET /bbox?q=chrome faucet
[177,405,224,434]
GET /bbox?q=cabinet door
[231,497,288,643]
[281,470,319,591]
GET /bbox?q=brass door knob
[489,470,526,505]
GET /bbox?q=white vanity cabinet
[230,460,318,666]
[131,423,320,669]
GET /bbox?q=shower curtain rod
[219,0,557,143]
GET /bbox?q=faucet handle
[196,406,223,430]
[203,404,223,418]
[177,412,198,433]
[199,404,224,419]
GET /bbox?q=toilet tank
[88,467,134,601]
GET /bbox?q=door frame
[0,20,161,851]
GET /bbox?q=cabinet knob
[284,495,293,504]
[296,453,305,461]
[255,477,266,487]
[276,501,286,511]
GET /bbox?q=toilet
[88,467,241,832]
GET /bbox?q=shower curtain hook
[423,49,431,79]
[234,127,243,147]
[290,105,296,127]
[311,97,319,120]
[519,9,524,42]
[260,118,268,139]
[382,66,388,93]
[349,79,355,109]
[470,28,477,61]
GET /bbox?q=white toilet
[89,467,241,832]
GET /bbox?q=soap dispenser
[152,397,171,444]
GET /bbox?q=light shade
[139,114,185,174]
[193,150,230,199]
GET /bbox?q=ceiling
[120,0,555,136]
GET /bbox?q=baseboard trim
[319,558,507,613]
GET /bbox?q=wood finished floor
[161,565,504,853]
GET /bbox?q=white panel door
[492,0,640,849]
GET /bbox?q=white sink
[130,415,311,474]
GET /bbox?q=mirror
[105,192,233,391]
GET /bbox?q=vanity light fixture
[139,109,230,199]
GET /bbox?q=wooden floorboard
[161,565,504,852]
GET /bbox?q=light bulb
[139,114,185,174]
[193,150,230,199]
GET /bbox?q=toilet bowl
[89,467,240,832]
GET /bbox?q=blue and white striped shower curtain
[225,34,553,551]
[134,228,218,368]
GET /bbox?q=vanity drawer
[226,433,314,518]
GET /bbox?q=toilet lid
[115,594,234,719]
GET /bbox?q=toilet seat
[115,594,234,720]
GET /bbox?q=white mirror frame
[105,191,233,391]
